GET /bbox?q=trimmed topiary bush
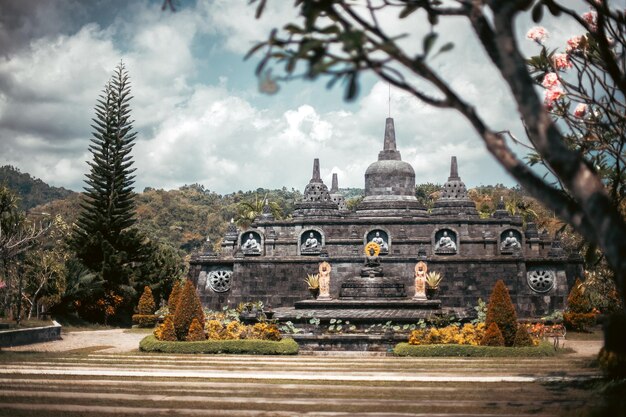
[485,280,518,346]
[173,280,205,341]
[139,335,299,355]
[186,318,206,341]
[137,286,156,315]
[563,278,596,331]
[480,322,505,346]
[168,281,183,310]
[154,316,177,341]
[393,341,557,357]
[513,324,534,347]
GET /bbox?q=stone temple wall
[190,257,579,317]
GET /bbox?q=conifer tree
[71,62,143,309]
[173,280,205,340]
[485,280,518,347]
[137,286,155,315]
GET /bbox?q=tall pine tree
[71,62,143,313]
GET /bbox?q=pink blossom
[552,53,572,70]
[526,26,548,43]
[574,103,587,118]
[566,36,583,53]
[582,11,597,31]
[542,72,561,89]
[0,281,5,290]
[544,89,564,109]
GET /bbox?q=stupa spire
[378,118,401,161]
[311,158,321,182]
[449,156,459,180]
[331,173,339,193]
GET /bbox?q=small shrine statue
[412,261,427,300]
[435,231,457,251]
[361,242,383,277]
[242,233,261,252]
[501,231,521,250]
[370,231,388,252]
[302,232,320,252]
[317,261,332,300]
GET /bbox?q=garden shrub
[480,322,505,346]
[154,316,177,341]
[168,281,183,310]
[513,324,534,347]
[137,286,156,315]
[563,312,596,331]
[485,280,518,346]
[408,323,485,346]
[205,319,223,339]
[394,341,557,357]
[139,335,299,355]
[132,314,159,328]
[173,280,205,341]
[186,318,206,341]
[563,278,596,331]
[251,322,281,341]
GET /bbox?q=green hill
[0,165,75,210]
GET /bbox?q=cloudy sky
[0,0,593,194]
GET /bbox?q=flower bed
[393,341,557,357]
[139,335,299,355]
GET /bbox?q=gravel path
[5,329,147,353]
[4,328,604,357]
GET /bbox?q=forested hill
[0,165,75,210]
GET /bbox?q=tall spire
[311,158,321,182]
[331,173,339,193]
[378,118,401,161]
[449,156,459,180]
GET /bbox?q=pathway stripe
[0,366,600,383]
[0,403,555,417]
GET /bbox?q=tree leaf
[399,5,419,19]
[423,33,438,57]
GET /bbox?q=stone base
[294,299,442,309]
[340,277,406,299]
[317,295,333,301]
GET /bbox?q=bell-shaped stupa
[356,118,427,217]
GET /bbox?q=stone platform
[294,299,442,310]
[274,305,467,324]
[339,278,406,299]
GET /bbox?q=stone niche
[240,230,264,256]
[299,228,324,255]
[500,229,523,254]
[365,229,390,254]
[433,228,458,255]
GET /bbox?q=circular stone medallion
[527,269,555,293]
[207,270,232,293]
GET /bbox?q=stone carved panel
[300,229,323,255]
[434,229,457,254]
[500,229,523,253]
[207,270,232,293]
[240,231,263,256]
[527,268,556,293]
[366,229,390,254]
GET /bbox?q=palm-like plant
[234,193,282,228]
[304,273,319,290]
[425,271,443,289]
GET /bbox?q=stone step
[294,299,442,309]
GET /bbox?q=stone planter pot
[426,287,438,300]
[309,288,320,299]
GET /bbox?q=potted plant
[304,273,320,299]
[425,271,443,299]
